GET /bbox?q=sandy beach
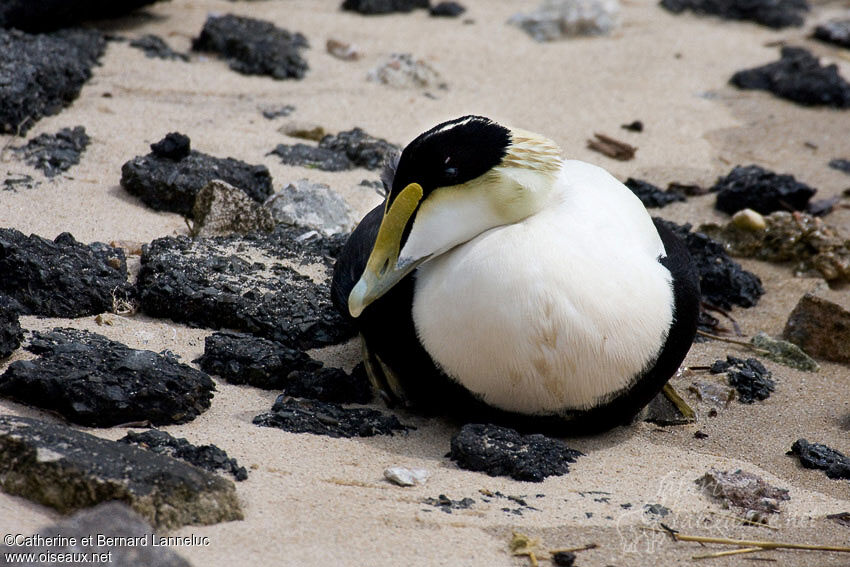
[1,0,850,565]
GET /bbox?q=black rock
[449,423,583,482]
[552,551,577,567]
[253,396,409,438]
[195,331,322,389]
[710,356,774,403]
[730,46,850,108]
[422,494,475,513]
[621,120,644,132]
[713,164,816,215]
[13,125,90,177]
[0,228,130,318]
[0,299,23,358]
[653,219,764,310]
[269,143,353,171]
[119,429,248,481]
[319,128,400,170]
[284,365,373,404]
[0,0,160,32]
[136,227,354,349]
[270,128,399,172]
[129,34,189,61]
[659,0,808,28]
[813,19,850,49]
[624,178,686,208]
[150,131,191,160]
[192,14,309,80]
[121,135,273,217]
[829,158,850,175]
[341,0,429,14]
[430,2,466,17]
[0,328,215,427]
[0,502,192,567]
[0,416,242,529]
[0,28,105,135]
[789,439,850,480]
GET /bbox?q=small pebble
[383,466,430,486]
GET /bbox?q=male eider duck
[331,116,699,433]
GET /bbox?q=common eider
[331,116,699,433]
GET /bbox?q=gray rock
[0,28,105,135]
[0,228,131,318]
[268,143,352,171]
[695,469,789,519]
[0,328,215,427]
[265,179,356,235]
[0,0,160,32]
[0,502,191,567]
[0,416,242,530]
[508,0,619,42]
[270,128,399,172]
[13,126,90,177]
[121,133,274,217]
[192,179,275,237]
[784,289,850,363]
[367,53,446,89]
[136,227,354,349]
[192,14,309,80]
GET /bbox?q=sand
[1,0,850,565]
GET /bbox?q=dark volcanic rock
[710,356,774,403]
[653,219,764,310]
[789,439,850,480]
[449,423,583,482]
[119,429,247,481]
[659,0,808,29]
[285,365,373,404]
[129,34,189,61]
[0,28,105,135]
[0,328,215,427]
[0,0,159,32]
[13,126,90,177]
[0,228,130,318]
[829,158,850,175]
[0,502,191,567]
[269,143,353,171]
[195,331,322,389]
[150,131,191,160]
[319,128,400,170]
[121,133,274,217]
[713,165,816,215]
[422,494,475,513]
[253,396,409,438]
[783,290,850,363]
[0,415,242,529]
[136,227,354,349]
[430,2,466,17]
[192,14,309,80]
[814,19,850,49]
[341,0,429,14]
[270,128,399,172]
[624,178,686,208]
[0,300,23,359]
[730,47,850,108]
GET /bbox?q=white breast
[411,160,674,415]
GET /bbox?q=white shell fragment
[383,466,431,487]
